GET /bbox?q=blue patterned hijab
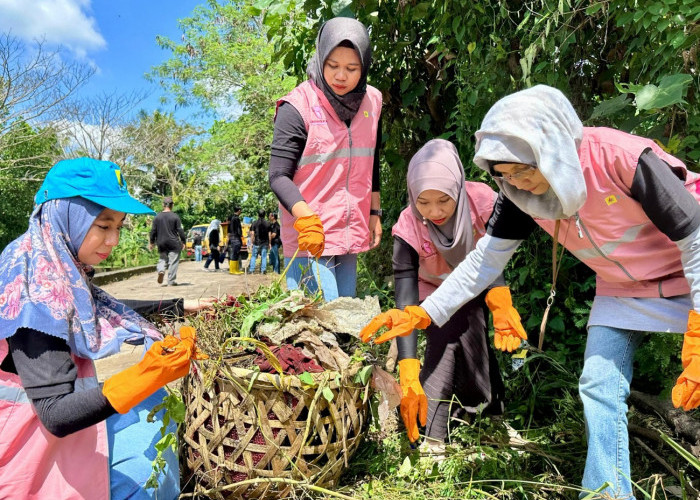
[0,197,162,359]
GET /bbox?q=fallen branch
[629,390,700,447]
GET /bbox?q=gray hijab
[407,139,472,269]
[306,17,372,122]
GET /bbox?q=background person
[193,231,203,262]
[148,196,186,286]
[361,85,700,499]
[269,211,282,274]
[268,17,382,300]
[391,139,525,449]
[0,157,208,499]
[228,206,244,274]
[248,209,270,274]
[202,219,221,272]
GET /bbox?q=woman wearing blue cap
[0,157,209,499]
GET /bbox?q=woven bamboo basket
[182,361,369,499]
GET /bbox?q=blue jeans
[285,254,358,302]
[194,245,202,262]
[269,244,280,273]
[248,244,268,273]
[107,389,179,499]
[579,325,643,499]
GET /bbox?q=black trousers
[420,293,505,440]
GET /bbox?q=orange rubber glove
[360,305,431,344]
[398,358,427,443]
[294,214,325,258]
[103,326,207,414]
[672,310,700,411]
[485,286,528,352]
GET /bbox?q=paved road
[94,260,277,380]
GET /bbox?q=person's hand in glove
[103,326,207,414]
[485,286,528,352]
[398,358,427,443]
[360,305,431,344]
[672,310,700,411]
[294,214,325,257]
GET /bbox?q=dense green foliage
[149,0,297,220]
[260,0,700,383]
[254,1,700,495]
[0,121,61,248]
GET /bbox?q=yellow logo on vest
[364,111,369,118]
[605,194,618,206]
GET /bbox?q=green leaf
[516,10,531,32]
[467,42,476,55]
[548,315,565,333]
[322,386,334,402]
[298,371,315,385]
[331,0,354,16]
[585,3,603,15]
[240,302,269,336]
[354,365,373,385]
[590,94,631,119]
[635,74,692,110]
[616,11,635,26]
[659,431,700,471]
[412,2,431,19]
[397,456,413,478]
[165,395,186,423]
[670,31,688,48]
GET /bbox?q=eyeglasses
[489,164,538,182]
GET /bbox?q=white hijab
[473,85,586,219]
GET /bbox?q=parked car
[185,221,250,260]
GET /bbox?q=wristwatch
[370,208,383,217]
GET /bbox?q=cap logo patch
[115,169,125,190]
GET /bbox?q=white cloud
[0,0,106,57]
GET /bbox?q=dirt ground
[94,259,276,381]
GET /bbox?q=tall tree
[149,0,296,208]
[57,90,149,162]
[0,121,61,249]
[117,110,201,201]
[0,33,94,172]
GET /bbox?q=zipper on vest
[345,124,353,251]
[575,212,639,282]
[574,214,583,238]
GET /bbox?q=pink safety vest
[0,339,110,500]
[536,127,700,298]
[392,182,497,300]
[277,80,383,258]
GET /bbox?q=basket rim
[195,361,365,390]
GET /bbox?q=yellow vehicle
[185,221,250,259]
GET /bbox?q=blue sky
[0,0,203,123]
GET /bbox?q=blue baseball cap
[35,157,155,215]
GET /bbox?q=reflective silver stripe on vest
[297,147,375,167]
[0,385,29,404]
[570,224,645,261]
[0,376,99,404]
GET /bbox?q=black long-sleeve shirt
[1,298,184,437]
[149,211,186,253]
